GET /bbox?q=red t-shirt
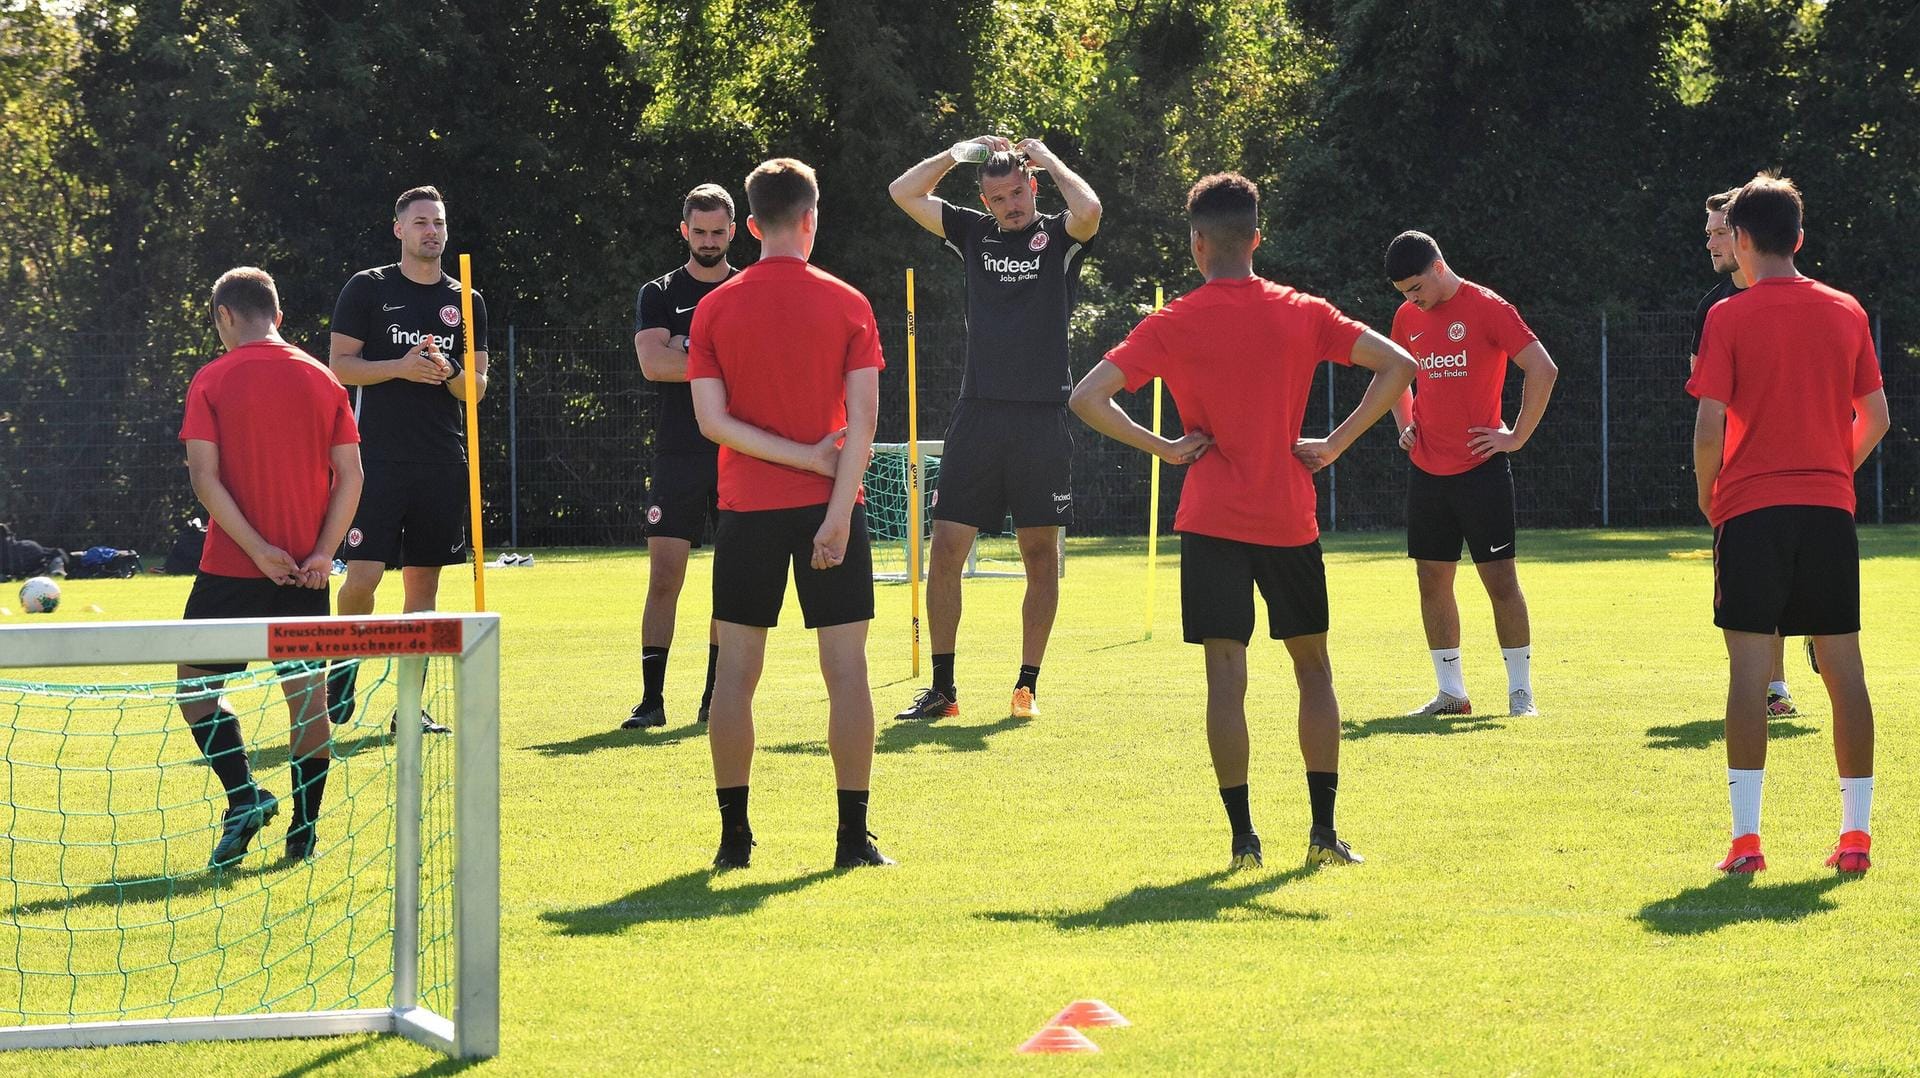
[178,340,359,577]
[1104,276,1367,547]
[1390,280,1538,476]
[686,257,887,511]
[1686,275,1882,526]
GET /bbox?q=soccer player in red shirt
[177,267,363,867]
[1384,232,1559,719]
[1687,173,1888,875]
[1072,173,1415,869]
[688,158,893,871]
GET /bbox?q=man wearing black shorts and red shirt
[1385,232,1558,719]
[1688,173,1888,876]
[688,158,892,871]
[328,186,488,733]
[623,183,739,731]
[888,134,1102,722]
[1692,186,1799,719]
[178,267,363,867]
[1072,173,1415,870]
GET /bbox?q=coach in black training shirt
[327,185,488,732]
[888,135,1101,724]
[622,183,739,732]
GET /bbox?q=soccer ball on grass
[19,576,61,614]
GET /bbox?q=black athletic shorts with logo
[1713,505,1860,635]
[345,460,469,569]
[712,504,874,629]
[1405,454,1517,563]
[931,400,1073,531]
[644,452,720,543]
[1180,532,1330,645]
[182,573,331,675]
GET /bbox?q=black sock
[1307,771,1338,831]
[932,653,956,697]
[290,754,331,837]
[1219,783,1254,836]
[716,785,751,842]
[641,646,669,703]
[1016,665,1040,693]
[837,789,870,838]
[187,709,253,809]
[701,644,719,707]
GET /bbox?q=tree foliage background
[1,0,1915,540]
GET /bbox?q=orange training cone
[1017,1025,1100,1054]
[1048,999,1131,1029]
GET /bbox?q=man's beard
[691,250,725,268]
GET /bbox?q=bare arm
[1853,388,1890,470]
[184,439,300,585]
[690,377,840,476]
[330,332,451,388]
[296,443,364,587]
[1466,340,1558,457]
[810,368,881,569]
[890,147,968,236]
[442,345,489,402]
[1068,361,1211,463]
[634,328,690,382]
[1693,397,1727,521]
[1294,330,1418,471]
[1018,139,1102,241]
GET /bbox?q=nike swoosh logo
[1441,657,1459,663]
[1490,542,1512,553]
[675,305,699,314]
[383,304,405,311]
[982,236,1003,244]
[1409,331,1424,341]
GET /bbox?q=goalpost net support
[0,613,500,1060]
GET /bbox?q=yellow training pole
[1145,285,1165,639]
[459,253,486,611]
[906,269,923,677]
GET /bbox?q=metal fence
[1,311,1912,554]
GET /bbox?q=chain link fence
[2,310,1912,555]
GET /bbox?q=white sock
[1728,768,1765,838]
[1840,776,1874,835]
[1768,680,1789,697]
[1501,645,1532,695]
[1430,648,1465,698]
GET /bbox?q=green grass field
[5,527,1919,1075]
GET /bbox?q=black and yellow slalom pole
[459,253,486,611]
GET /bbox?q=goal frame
[0,613,500,1060]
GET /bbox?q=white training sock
[1768,680,1789,697]
[1840,776,1874,835]
[1501,645,1532,695]
[1430,648,1465,698]
[1728,768,1765,838]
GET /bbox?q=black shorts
[931,400,1073,531]
[1406,455,1517,563]
[644,452,720,543]
[712,504,874,629]
[1713,505,1860,635]
[345,460,469,568]
[182,572,331,674]
[1180,533,1329,645]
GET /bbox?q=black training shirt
[1690,278,1745,359]
[634,265,737,456]
[939,201,1094,403]
[332,264,488,463]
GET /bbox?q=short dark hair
[978,151,1031,189]
[1726,172,1802,257]
[209,266,279,323]
[683,183,735,221]
[394,185,444,219]
[744,158,818,229]
[1385,230,1442,281]
[1186,172,1259,249]
[1704,187,1741,214]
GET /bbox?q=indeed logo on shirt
[389,325,455,353]
[982,252,1042,276]
[1419,350,1469,377]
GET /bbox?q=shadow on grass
[539,868,835,936]
[1341,714,1506,740]
[1635,873,1855,936]
[524,722,708,757]
[978,866,1325,930]
[272,1038,483,1078]
[251,729,388,774]
[9,859,281,917]
[766,715,1033,757]
[1645,718,1817,750]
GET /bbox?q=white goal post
[0,613,500,1060]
